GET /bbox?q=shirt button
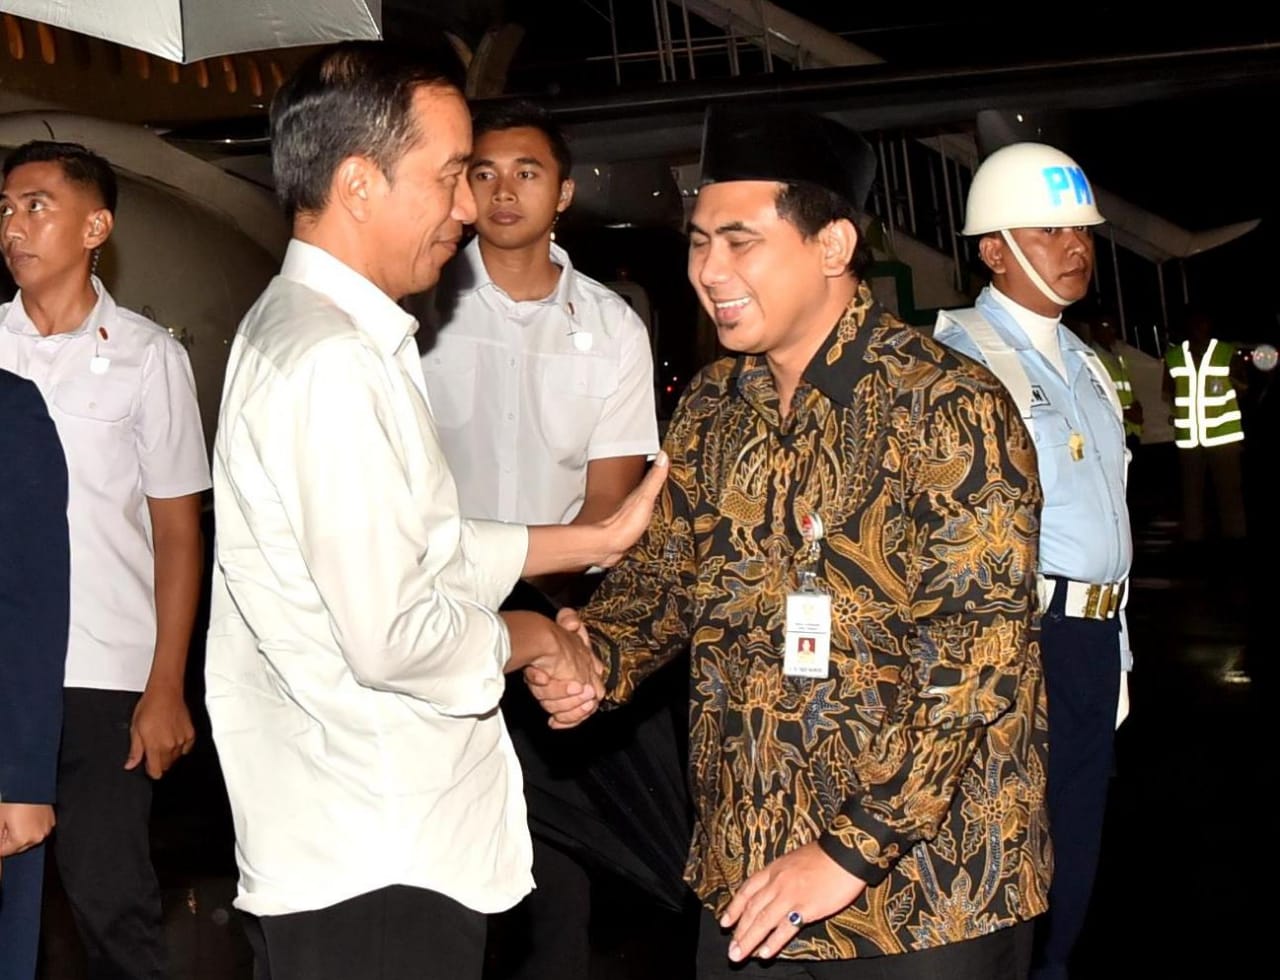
[509,358,517,367]
[506,412,514,421]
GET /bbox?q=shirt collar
[456,236,492,293]
[280,239,417,357]
[461,236,576,308]
[548,241,576,307]
[727,281,882,418]
[802,281,882,409]
[3,275,115,338]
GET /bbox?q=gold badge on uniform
[1068,431,1085,461]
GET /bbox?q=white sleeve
[448,518,528,611]
[136,338,211,498]
[588,305,659,461]
[266,339,518,717]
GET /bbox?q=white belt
[1036,575,1127,621]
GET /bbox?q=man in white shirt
[0,141,210,979]
[418,101,660,980]
[206,44,666,980]
[421,102,657,529]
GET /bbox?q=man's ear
[817,218,857,278]
[556,178,576,214]
[331,155,384,222]
[978,234,1006,276]
[85,208,113,250]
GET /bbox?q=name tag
[783,590,831,678]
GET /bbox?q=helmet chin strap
[1000,230,1073,309]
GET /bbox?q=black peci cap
[698,104,878,211]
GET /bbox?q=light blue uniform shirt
[935,287,1132,585]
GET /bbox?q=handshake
[501,607,602,729]
[498,449,671,728]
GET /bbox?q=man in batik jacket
[532,105,1049,980]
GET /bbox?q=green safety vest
[1164,339,1244,448]
[1093,346,1141,438]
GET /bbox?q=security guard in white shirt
[933,143,1131,980]
[0,141,210,979]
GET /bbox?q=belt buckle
[1083,583,1102,619]
[1084,582,1120,620]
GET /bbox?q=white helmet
[963,142,1104,308]
[962,142,1105,236]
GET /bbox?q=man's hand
[0,802,56,857]
[592,450,668,567]
[719,841,867,962]
[524,608,604,729]
[125,685,196,779]
[504,610,605,728]
[523,452,669,577]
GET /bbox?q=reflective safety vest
[1093,346,1141,438]
[1165,339,1244,448]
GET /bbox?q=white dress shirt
[420,238,658,524]
[0,279,211,692]
[205,240,533,917]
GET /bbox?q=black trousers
[488,837,591,980]
[52,688,165,980]
[242,884,486,980]
[696,910,1033,979]
[1030,608,1121,980]
[0,845,46,980]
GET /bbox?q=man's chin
[715,325,767,355]
[7,269,41,292]
[476,224,547,251]
[1059,275,1093,304]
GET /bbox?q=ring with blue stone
[786,910,804,927]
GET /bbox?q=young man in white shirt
[418,101,660,980]
[421,101,658,529]
[0,141,211,979]
[206,45,666,980]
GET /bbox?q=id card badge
[783,584,831,679]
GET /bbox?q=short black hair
[471,100,572,182]
[2,141,118,213]
[270,41,464,222]
[775,181,871,280]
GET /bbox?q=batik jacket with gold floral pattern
[583,285,1050,959]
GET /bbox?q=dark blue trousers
[53,689,165,980]
[0,845,46,980]
[1030,606,1122,980]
